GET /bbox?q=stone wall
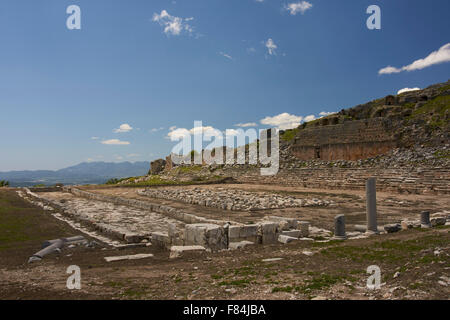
[290,118,398,161]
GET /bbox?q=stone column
[333,215,347,240]
[366,177,378,234]
[420,211,431,228]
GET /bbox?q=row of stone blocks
[24,189,148,244]
[64,187,313,250]
[152,216,310,252]
[65,187,225,226]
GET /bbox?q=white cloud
[319,111,336,117]
[167,128,190,140]
[225,129,240,136]
[285,1,313,15]
[114,123,133,133]
[219,52,233,60]
[234,122,257,128]
[265,38,277,55]
[150,127,164,132]
[247,47,256,54]
[397,87,421,95]
[260,113,303,130]
[379,43,450,74]
[303,115,316,122]
[152,10,194,36]
[167,126,222,141]
[91,136,99,140]
[101,139,130,145]
[378,66,401,74]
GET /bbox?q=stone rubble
[138,187,333,211]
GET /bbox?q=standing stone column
[420,211,431,228]
[333,215,347,240]
[366,177,378,234]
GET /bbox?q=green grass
[280,128,299,141]
[121,288,148,299]
[437,83,450,94]
[320,234,449,264]
[411,95,450,127]
[175,165,203,174]
[299,274,347,292]
[218,278,254,287]
[433,150,450,159]
[272,286,294,293]
[0,191,74,251]
[0,197,36,247]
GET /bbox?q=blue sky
[0,0,449,171]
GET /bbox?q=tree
[0,180,9,187]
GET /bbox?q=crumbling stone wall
[290,118,397,161]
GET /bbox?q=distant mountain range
[0,161,149,187]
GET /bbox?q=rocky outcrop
[150,159,166,175]
[284,80,449,161]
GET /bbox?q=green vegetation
[411,95,450,128]
[121,288,149,299]
[106,178,120,185]
[0,197,33,246]
[32,184,46,188]
[122,176,178,186]
[272,285,294,293]
[437,83,450,94]
[119,175,225,187]
[320,234,449,264]
[0,190,73,251]
[299,274,349,293]
[0,180,9,187]
[218,278,254,287]
[105,177,136,185]
[280,128,299,141]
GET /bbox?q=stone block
[431,217,446,227]
[124,233,147,244]
[228,241,254,250]
[184,223,227,251]
[152,232,171,249]
[268,216,298,230]
[228,226,241,241]
[384,223,401,233]
[239,224,258,238]
[281,230,301,238]
[278,235,297,244]
[104,254,154,262]
[401,220,420,230]
[169,245,206,259]
[258,222,279,244]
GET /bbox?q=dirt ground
[0,188,449,300]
